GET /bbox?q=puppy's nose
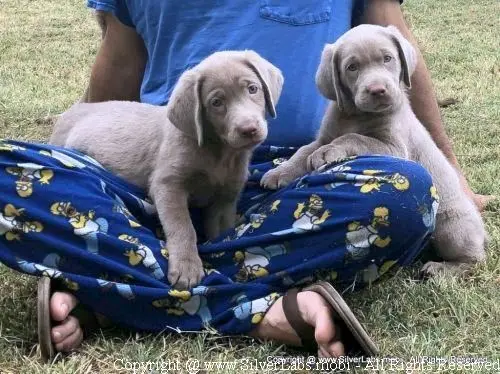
[366,84,387,96]
[238,122,259,137]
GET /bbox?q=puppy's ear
[166,70,204,146]
[244,51,284,118]
[316,44,335,100]
[315,43,348,112]
[385,25,417,88]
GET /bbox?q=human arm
[82,12,146,103]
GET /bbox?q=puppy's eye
[211,98,224,108]
[384,55,392,63]
[347,63,358,72]
[248,84,259,94]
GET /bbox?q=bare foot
[49,290,345,356]
[250,291,345,357]
[50,291,83,352]
[472,193,495,212]
[459,173,495,212]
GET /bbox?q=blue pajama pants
[0,139,438,335]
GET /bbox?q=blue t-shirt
[87,0,367,147]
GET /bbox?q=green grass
[0,0,499,372]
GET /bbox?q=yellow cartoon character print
[233,243,288,282]
[232,213,267,239]
[0,204,43,241]
[269,199,281,213]
[229,199,281,240]
[420,185,440,230]
[324,167,410,193]
[0,140,26,152]
[385,172,410,191]
[270,194,331,237]
[345,206,391,261]
[6,163,54,197]
[160,242,170,260]
[153,287,212,325]
[353,171,409,192]
[292,194,331,231]
[16,259,79,291]
[359,260,398,285]
[233,292,280,324]
[120,234,165,280]
[112,193,141,228]
[51,202,108,254]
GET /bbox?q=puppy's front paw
[420,261,446,278]
[168,253,204,290]
[308,145,346,170]
[420,261,472,278]
[260,167,296,190]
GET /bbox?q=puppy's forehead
[198,60,258,92]
[339,30,396,58]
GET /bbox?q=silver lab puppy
[261,24,486,276]
[51,50,284,289]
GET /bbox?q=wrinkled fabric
[0,140,436,335]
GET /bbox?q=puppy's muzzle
[357,79,398,113]
[234,119,267,147]
[238,120,259,138]
[365,83,387,97]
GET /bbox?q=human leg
[0,142,436,356]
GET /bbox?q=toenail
[61,303,68,313]
[53,331,61,339]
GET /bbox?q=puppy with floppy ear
[383,25,417,88]
[315,25,417,115]
[315,44,344,110]
[242,50,284,118]
[167,70,204,146]
[262,24,486,277]
[168,50,283,149]
[51,50,283,290]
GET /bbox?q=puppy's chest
[187,163,243,207]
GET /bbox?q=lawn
[0,0,499,373]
